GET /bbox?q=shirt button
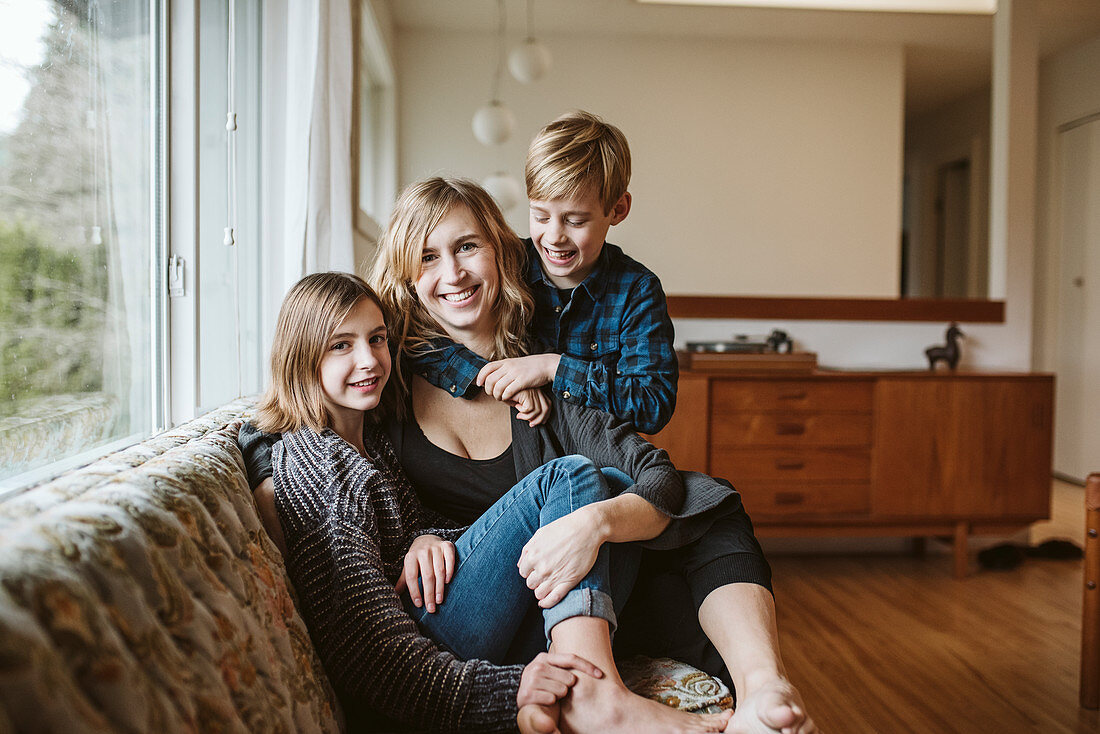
[590,342,597,351]
[562,390,571,399]
[554,306,562,313]
[449,384,457,393]
[617,369,623,375]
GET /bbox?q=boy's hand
[509,387,552,426]
[518,505,606,608]
[477,354,562,403]
[395,534,455,613]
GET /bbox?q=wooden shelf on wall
[666,295,1006,323]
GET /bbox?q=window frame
[353,0,396,245]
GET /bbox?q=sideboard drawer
[712,380,873,413]
[737,482,871,517]
[711,448,871,482]
[712,412,873,448]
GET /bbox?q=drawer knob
[775,492,805,506]
[775,460,805,471]
[776,422,806,436]
[778,391,808,401]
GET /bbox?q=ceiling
[388,0,1100,117]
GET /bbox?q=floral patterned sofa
[0,400,730,732]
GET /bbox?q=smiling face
[319,297,390,440]
[528,187,631,289]
[414,203,501,349]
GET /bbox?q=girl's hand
[518,506,607,608]
[395,534,456,613]
[517,651,604,708]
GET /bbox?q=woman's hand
[517,651,604,708]
[518,506,608,608]
[510,387,552,426]
[395,534,455,613]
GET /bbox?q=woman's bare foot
[519,702,561,734]
[724,676,818,734]
[559,673,733,734]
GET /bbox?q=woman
[245,179,818,734]
[369,178,816,734]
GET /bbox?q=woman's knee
[528,455,610,509]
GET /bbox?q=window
[0,0,164,492]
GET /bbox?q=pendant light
[472,0,515,146]
[483,171,524,213]
[508,0,552,83]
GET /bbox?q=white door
[1055,117,1100,482]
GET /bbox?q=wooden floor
[770,479,1099,734]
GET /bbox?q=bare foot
[559,673,733,734]
[724,676,819,734]
[519,702,561,734]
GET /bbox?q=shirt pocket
[571,333,620,366]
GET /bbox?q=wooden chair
[1082,473,1100,708]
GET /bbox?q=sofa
[0,400,731,732]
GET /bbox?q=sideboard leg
[953,522,970,578]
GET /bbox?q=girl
[250,271,734,733]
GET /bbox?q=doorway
[1054,115,1100,482]
[934,158,972,298]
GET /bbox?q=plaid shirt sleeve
[406,338,488,399]
[551,275,678,435]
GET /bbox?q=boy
[414,110,678,435]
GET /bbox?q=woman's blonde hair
[369,177,533,406]
[253,272,389,434]
[525,110,631,215]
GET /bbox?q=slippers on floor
[1025,538,1083,559]
[977,538,1083,571]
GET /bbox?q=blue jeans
[407,456,638,664]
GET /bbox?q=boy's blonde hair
[525,110,631,215]
[253,272,388,434]
[369,177,533,407]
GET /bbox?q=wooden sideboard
[645,369,1055,577]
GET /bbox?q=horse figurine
[925,323,964,370]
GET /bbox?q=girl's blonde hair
[369,177,533,407]
[253,272,389,434]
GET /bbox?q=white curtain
[282,0,356,292]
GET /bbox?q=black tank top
[399,416,518,525]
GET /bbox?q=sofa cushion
[0,399,342,733]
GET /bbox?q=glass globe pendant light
[508,0,551,83]
[472,0,515,146]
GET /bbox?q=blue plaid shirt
[410,240,678,434]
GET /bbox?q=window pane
[0,0,155,485]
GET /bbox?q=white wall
[397,30,903,298]
[395,25,1039,370]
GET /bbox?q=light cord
[490,0,507,102]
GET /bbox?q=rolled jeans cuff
[542,587,617,643]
